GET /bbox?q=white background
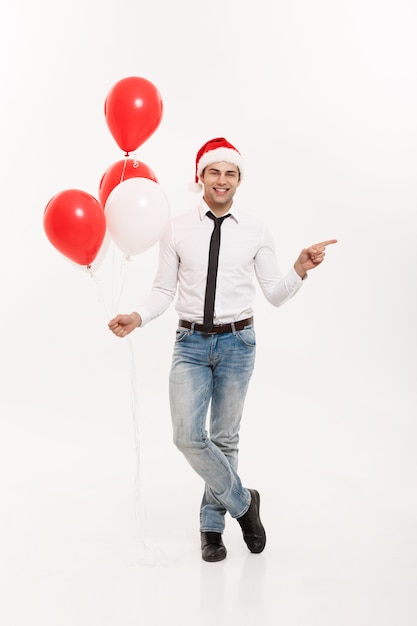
[1,1,416,625]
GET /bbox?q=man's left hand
[294,239,337,278]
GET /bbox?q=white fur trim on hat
[197,147,244,178]
[188,181,203,193]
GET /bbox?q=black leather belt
[178,317,253,334]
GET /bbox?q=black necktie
[202,211,231,332]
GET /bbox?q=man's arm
[108,222,179,338]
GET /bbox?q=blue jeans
[169,323,256,533]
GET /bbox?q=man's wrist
[294,262,307,280]
[131,312,142,328]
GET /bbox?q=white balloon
[105,178,170,256]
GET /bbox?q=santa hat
[189,137,243,192]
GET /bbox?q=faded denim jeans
[169,322,256,533]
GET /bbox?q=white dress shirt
[137,199,303,327]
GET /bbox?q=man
[109,137,336,562]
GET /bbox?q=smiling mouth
[214,188,228,193]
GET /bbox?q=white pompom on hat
[189,137,243,192]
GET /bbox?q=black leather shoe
[237,489,266,553]
[200,532,227,562]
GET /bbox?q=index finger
[315,239,338,247]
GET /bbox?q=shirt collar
[198,198,239,223]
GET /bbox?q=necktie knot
[206,211,230,227]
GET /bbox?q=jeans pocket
[236,327,256,347]
[175,328,190,342]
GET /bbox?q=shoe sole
[202,552,227,562]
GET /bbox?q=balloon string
[127,337,163,564]
[109,245,129,316]
[88,266,111,318]
[111,244,117,315]
[119,153,140,187]
[120,157,128,184]
[89,262,163,564]
[111,253,131,316]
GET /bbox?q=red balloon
[104,76,163,154]
[98,158,158,208]
[43,189,106,266]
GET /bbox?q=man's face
[200,161,241,210]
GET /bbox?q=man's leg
[199,326,256,531]
[200,325,266,554]
[169,329,251,528]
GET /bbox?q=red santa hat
[189,137,243,192]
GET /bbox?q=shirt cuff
[135,307,151,327]
[287,266,306,289]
